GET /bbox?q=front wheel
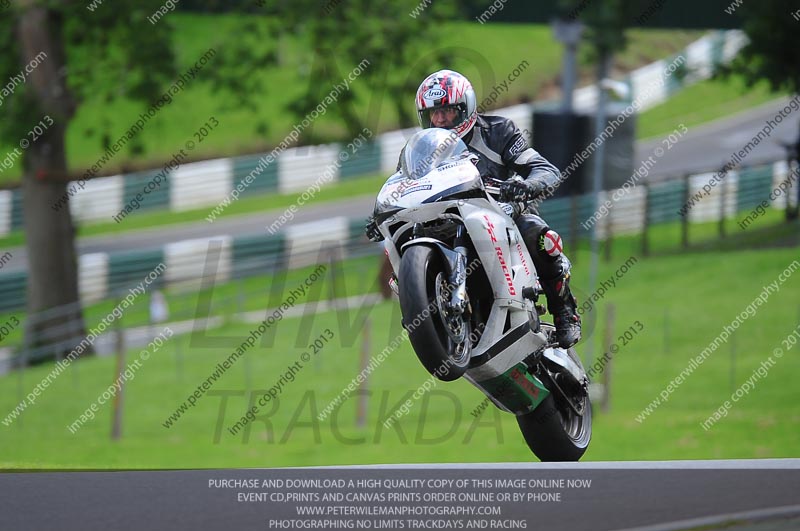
[398,245,471,382]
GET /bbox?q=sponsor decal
[511,367,539,398]
[484,214,516,296]
[399,184,433,197]
[436,162,459,172]
[508,136,526,157]
[423,87,447,100]
[516,243,531,276]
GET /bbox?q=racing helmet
[415,69,477,139]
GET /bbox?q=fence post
[244,345,252,397]
[175,334,183,381]
[642,182,650,257]
[681,173,690,249]
[603,204,613,263]
[729,332,736,395]
[718,169,727,239]
[601,303,615,413]
[328,246,340,308]
[111,301,126,441]
[357,317,371,429]
[15,330,28,428]
[237,278,245,315]
[794,159,800,219]
[786,156,799,221]
[570,195,579,264]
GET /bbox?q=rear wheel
[516,351,592,461]
[398,245,471,381]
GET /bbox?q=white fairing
[377,150,544,375]
[375,158,481,212]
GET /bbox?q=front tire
[398,245,471,381]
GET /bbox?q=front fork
[448,224,469,316]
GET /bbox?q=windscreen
[400,128,470,181]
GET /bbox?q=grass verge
[0,219,798,467]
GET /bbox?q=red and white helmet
[416,69,477,138]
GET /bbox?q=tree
[262,0,461,144]
[717,0,800,219]
[0,0,175,357]
[0,0,473,360]
[728,0,800,95]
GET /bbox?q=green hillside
[0,15,701,186]
[638,73,777,140]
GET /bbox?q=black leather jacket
[462,114,561,188]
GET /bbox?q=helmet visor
[418,104,467,130]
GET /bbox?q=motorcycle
[371,128,591,461]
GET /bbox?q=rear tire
[516,390,592,462]
[398,245,470,381]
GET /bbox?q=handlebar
[484,177,505,197]
[484,178,526,217]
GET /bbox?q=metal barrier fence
[2,155,798,315]
[0,240,381,370]
[539,158,798,254]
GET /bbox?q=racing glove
[499,177,548,203]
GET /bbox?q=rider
[367,69,581,348]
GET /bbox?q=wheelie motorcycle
[371,128,591,461]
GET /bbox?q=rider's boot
[540,272,581,349]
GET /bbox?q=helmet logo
[423,87,447,100]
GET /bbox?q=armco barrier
[0,220,363,313]
[1,153,796,316]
